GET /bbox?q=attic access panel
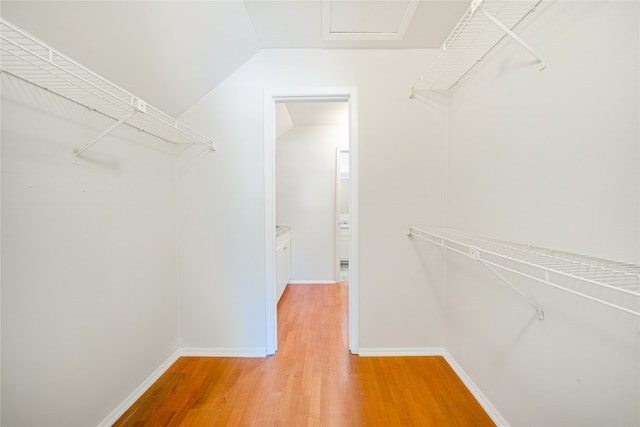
[323,0,419,41]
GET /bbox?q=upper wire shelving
[408,226,640,318]
[410,0,544,96]
[0,18,215,160]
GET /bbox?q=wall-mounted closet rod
[2,69,198,154]
[408,226,640,318]
[409,0,478,96]
[0,25,132,113]
[0,17,215,160]
[409,227,544,319]
[410,0,544,97]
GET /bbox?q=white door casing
[264,87,359,355]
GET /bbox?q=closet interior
[1,0,638,426]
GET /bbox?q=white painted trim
[358,347,445,357]
[334,148,341,283]
[264,90,278,356]
[442,350,511,427]
[322,0,419,41]
[347,89,359,355]
[96,349,182,427]
[180,348,267,358]
[288,280,338,285]
[264,87,359,357]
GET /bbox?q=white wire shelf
[410,0,544,96]
[0,18,215,159]
[408,226,640,318]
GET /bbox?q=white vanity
[276,226,291,303]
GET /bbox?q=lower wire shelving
[408,226,640,318]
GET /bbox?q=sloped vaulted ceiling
[1,1,262,117]
[1,1,467,117]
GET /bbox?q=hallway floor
[114,284,494,426]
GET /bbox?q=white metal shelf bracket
[482,262,545,320]
[467,243,544,318]
[479,7,546,71]
[72,109,138,164]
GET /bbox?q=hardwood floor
[114,284,495,426]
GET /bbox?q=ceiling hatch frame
[322,0,419,41]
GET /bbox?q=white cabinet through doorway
[276,227,291,302]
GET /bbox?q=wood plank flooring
[114,284,495,426]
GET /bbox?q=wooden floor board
[114,284,495,426]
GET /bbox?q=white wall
[276,124,346,283]
[442,1,640,425]
[340,178,349,214]
[177,49,449,353]
[1,76,180,426]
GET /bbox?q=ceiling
[1,1,469,117]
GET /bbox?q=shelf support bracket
[480,8,546,71]
[72,109,138,164]
[481,262,545,320]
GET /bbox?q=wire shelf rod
[410,231,640,318]
[408,226,640,317]
[0,27,132,104]
[413,226,640,293]
[0,43,131,115]
[476,247,636,295]
[454,236,640,275]
[0,17,215,156]
[410,0,543,96]
[411,0,488,94]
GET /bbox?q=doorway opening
[337,149,350,284]
[264,88,359,356]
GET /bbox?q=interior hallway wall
[1,76,180,426]
[276,124,347,283]
[442,1,640,425]
[177,48,449,353]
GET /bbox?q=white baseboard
[358,347,445,357]
[442,350,510,427]
[97,349,182,427]
[287,280,337,285]
[180,347,267,358]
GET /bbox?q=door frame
[264,87,359,355]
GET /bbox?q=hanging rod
[408,226,640,318]
[0,18,215,161]
[410,0,544,97]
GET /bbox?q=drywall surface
[177,49,448,352]
[276,125,347,283]
[1,76,179,426]
[445,1,640,425]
